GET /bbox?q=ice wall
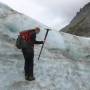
[1,13,90,61]
[60,32,90,61]
[37,29,90,61]
[37,30,66,50]
[0,2,90,61]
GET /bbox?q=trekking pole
[38,29,50,60]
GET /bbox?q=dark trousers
[22,48,34,77]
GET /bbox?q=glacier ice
[0,2,90,90]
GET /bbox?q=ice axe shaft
[38,29,50,60]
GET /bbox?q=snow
[0,3,16,18]
[0,3,90,90]
[0,40,90,90]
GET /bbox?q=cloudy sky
[0,0,90,30]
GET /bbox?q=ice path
[0,42,90,90]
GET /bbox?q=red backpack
[20,30,34,44]
[16,30,35,49]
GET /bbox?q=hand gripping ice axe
[38,29,50,60]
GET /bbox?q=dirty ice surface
[0,32,90,90]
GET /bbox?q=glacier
[0,2,90,90]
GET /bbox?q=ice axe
[38,28,50,60]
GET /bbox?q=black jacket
[20,30,43,49]
[30,30,43,45]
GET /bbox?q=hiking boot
[28,76,35,81]
[25,75,29,80]
[25,76,35,81]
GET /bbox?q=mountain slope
[61,2,90,37]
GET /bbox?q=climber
[18,27,44,81]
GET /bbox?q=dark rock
[61,2,90,37]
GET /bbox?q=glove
[41,41,44,44]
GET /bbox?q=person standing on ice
[18,27,44,81]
